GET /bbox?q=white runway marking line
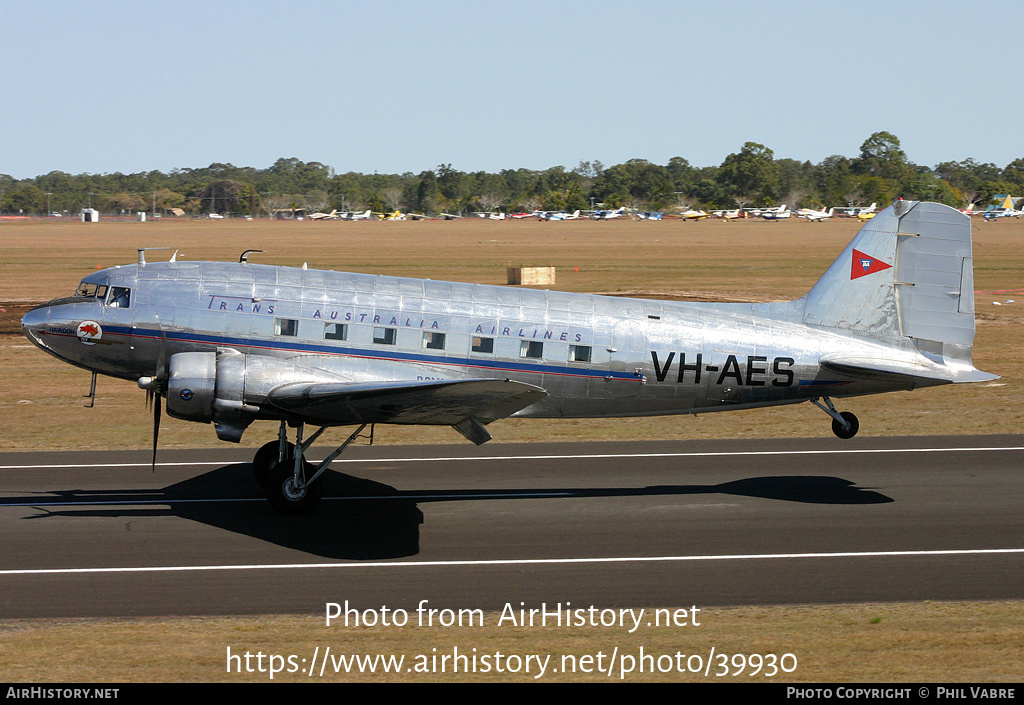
[1,548,1023,576]
[3,444,1024,471]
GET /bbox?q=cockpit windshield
[75,280,131,308]
[75,281,109,300]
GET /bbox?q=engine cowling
[165,349,347,442]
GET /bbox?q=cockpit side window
[107,286,131,308]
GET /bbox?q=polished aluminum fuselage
[22,259,922,421]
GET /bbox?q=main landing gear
[251,421,369,515]
[810,396,860,439]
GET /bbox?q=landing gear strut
[810,397,859,439]
[254,421,369,515]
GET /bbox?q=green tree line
[3,133,1023,216]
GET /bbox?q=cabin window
[373,327,396,345]
[275,318,298,336]
[520,340,543,359]
[422,331,446,350]
[472,336,494,353]
[324,323,348,341]
[107,286,131,308]
[568,344,592,362]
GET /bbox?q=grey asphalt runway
[1,436,1022,619]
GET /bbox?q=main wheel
[252,440,295,489]
[265,458,322,515]
[831,411,859,439]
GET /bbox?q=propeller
[139,324,168,472]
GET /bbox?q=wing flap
[267,378,548,427]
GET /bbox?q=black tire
[831,411,859,439]
[252,440,294,489]
[265,458,322,515]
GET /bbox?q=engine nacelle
[166,351,217,424]
[166,349,347,442]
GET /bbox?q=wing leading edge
[266,377,547,444]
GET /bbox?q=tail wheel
[266,458,322,515]
[831,411,860,439]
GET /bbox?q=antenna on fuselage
[240,249,265,263]
[137,247,170,267]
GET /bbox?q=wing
[266,378,547,444]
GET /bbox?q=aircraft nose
[21,304,53,351]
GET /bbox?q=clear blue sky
[3,0,1021,179]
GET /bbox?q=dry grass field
[1,214,1021,683]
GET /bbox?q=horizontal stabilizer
[267,377,547,427]
[820,354,999,384]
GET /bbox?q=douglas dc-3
[21,201,996,514]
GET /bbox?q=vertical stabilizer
[802,204,902,340]
[803,201,978,349]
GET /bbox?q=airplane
[745,204,787,218]
[801,207,835,223]
[982,195,1023,220]
[341,210,374,221]
[680,209,710,221]
[308,210,339,221]
[474,212,507,220]
[761,205,791,220]
[542,210,581,221]
[712,208,743,220]
[591,207,626,220]
[207,213,225,220]
[834,203,878,219]
[21,201,995,515]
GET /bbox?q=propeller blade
[151,392,161,473]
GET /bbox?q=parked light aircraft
[680,209,710,220]
[591,207,626,220]
[745,204,787,218]
[21,201,995,514]
[801,207,835,223]
[835,203,878,218]
[712,208,742,220]
[982,195,1022,220]
[762,205,791,220]
[308,210,339,221]
[542,210,581,221]
[341,210,373,221]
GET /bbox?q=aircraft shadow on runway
[12,462,892,560]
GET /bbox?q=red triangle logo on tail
[851,249,892,280]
